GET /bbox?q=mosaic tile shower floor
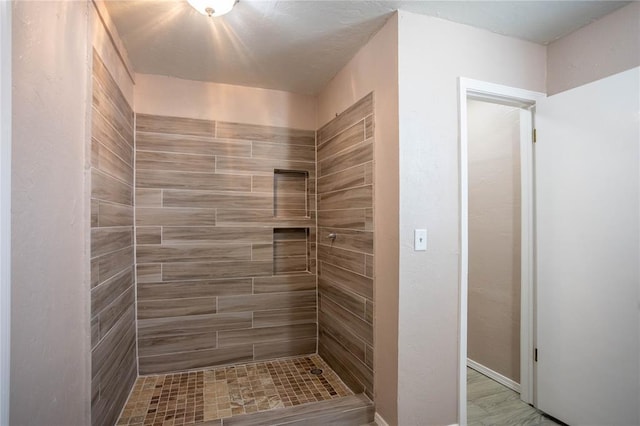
[117,355,352,426]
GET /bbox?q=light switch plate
[414,229,427,251]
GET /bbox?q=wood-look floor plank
[91,227,132,258]
[162,260,273,281]
[217,121,315,146]
[253,307,316,328]
[93,85,134,144]
[365,299,373,325]
[216,210,314,227]
[92,105,133,166]
[97,246,134,285]
[317,164,366,194]
[253,274,316,294]
[320,262,372,300]
[138,345,254,375]
[91,267,134,316]
[365,115,373,139]
[92,308,135,378]
[135,188,162,207]
[317,209,368,230]
[97,202,133,227]
[317,93,373,143]
[136,150,215,172]
[94,140,134,185]
[137,297,217,319]
[319,314,366,363]
[136,207,216,227]
[318,185,372,211]
[274,257,308,275]
[365,344,373,370]
[136,264,162,283]
[138,312,253,339]
[216,156,314,176]
[136,114,215,137]
[217,323,316,347]
[318,142,372,178]
[137,278,252,301]
[136,169,251,192]
[136,132,251,157]
[253,338,317,361]
[92,169,133,206]
[221,393,372,426]
[92,50,133,129]
[136,227,161,245]
[162,226,272,244]
[136,244,251,263]
[163,189,272,210]
[318,277,366,319]
[318,120,364,160]
[319,331,373,394]
[317,244,365,275]
[217,291,316,313]
[252,141,315,162]
[365,255,374,278]
[97,286,134,341]
[138,332,218,358]
[273,240,307,257]
[317,227,372,254]
[319,295,372,346]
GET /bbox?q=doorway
[458,78,543,425]
[467,99,522,390]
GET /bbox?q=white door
[535,67,639,426]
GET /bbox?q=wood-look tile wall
[317,93,374,398]
[90,50,137,426]
[135,113,317,375]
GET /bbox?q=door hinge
[535,348,538,362]
[533,128,537,143]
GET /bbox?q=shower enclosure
[90,46,375,425]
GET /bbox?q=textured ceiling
[104,1,630,94]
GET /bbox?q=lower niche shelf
[273,227,309,275]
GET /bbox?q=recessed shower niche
[272,170,312,275]
[273,169,310,218]
[273,227,310,275]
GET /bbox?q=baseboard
[467,358,520,393]
[374,412,390,426]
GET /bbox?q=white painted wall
[135,73,317,130]
[317,13,399,425]
[396,11,546,424]
[11,1,91,424]
[0,1,11,424]
[547,1,640,95]
[467,100,521,383]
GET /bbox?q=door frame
[0,0,11,424]
[457,78,544,425]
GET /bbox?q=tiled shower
[89,49,375,425]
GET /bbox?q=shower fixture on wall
[187,0,237,17]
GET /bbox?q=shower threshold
[116,354,372,425]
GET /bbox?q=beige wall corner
[317,12,400,426]
[134,74,317,130]
[547,2,640,95]
[396,10,545,425]
[11,1,92,424]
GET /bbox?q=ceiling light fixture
[187,0,237,17]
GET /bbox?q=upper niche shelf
[273,169,309,219]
